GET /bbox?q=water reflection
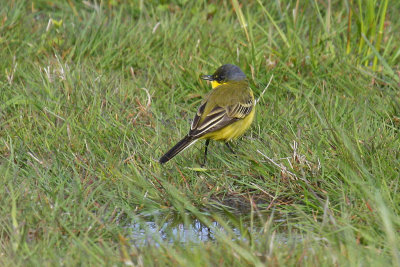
[127,211,310,248]
[127,213,279,246]
[129,219,222,246]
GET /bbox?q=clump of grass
[347,0,390,71]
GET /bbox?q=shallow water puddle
[128,220,223,246]
[127,214,294,246]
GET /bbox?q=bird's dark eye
[213,74,225,82]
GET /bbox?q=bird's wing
[226,97,254,118]
[189,97,254,138]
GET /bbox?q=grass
[1,0,399,266]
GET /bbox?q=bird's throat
[211,80,226,89]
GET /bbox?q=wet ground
[127,212,296,247]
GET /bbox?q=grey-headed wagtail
[159,64,255,164]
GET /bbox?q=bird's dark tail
[159,136,197,164]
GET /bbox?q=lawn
[1,0,399,266]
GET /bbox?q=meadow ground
[1,0,399,266]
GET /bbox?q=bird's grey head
[201,64,246,83]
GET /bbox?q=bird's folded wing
[189,98,253,138]
[226,98,253,118]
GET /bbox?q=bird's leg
[225,142,235,154]
[202,139,210,166]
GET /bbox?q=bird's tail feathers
[159,136,197,164]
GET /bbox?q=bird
[159,64,255,165]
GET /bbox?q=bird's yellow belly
[201,107,255,141]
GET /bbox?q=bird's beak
[201,75,214,81]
